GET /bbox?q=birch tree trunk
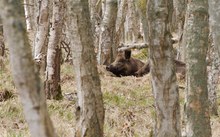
[33,0,49,70]
[207,41,219,116]
[98,0,118,65]
[89,0,102,49]
[173,0,187,61]
[147,0,181,136]
[115,0,127,55]
[67,0,104,136]
[136,0,147,43]
[208,0,220,116]
[209,0,220,57]
[0,1,56,137]
[45,0,65,100]
[125,0,139,43]
[24,0,35,32]
[184,0,212,136]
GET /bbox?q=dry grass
[1,59,220,137]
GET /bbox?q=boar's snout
[106,65,111,71]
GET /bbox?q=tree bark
[115,0,128,56]
[33,0,49,69]
[184,0,212,136]
[125,0,140,43]
[24,0,35,31]
[207,40,219,116]
[89,0,102,50]
[45,0,65,100]
[147,0,181,136]
[136,0,148,43]
[173,0,187,61]
[98,0,118,65]
[208,0,220,57]
[0,1,56,137]
[67,0,104,137]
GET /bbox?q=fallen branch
[118,43,149,51]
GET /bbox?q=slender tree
[173,0,187,61]
[125,0,139,43]
[67,0,104,136]
[0,1,56,137]
[147,0,181,136]
[209,0,220,57]
[98,0,118,65]
[45,0,65,99]
[207,40,219,116]
[33,0,49,70]
[115,0,128,54]
[136,0,147,43]
[24,0,35,32]
[184,0,212,136]
[208,0,220,116]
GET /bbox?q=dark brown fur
[106,50,145,76]
[135,59,186,78]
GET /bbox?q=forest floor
[1,57,220,137]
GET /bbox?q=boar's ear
[124,50,131,59]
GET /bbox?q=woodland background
[0,0,220,137]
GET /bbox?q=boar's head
[106,50,144,77]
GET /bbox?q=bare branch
[118,43,148,51]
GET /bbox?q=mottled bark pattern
[207,42,219,116]
[136,0,148,42]
[33,0,49,65]
[24,0,35,31]
[173,0,187,61]
[208,0,220,57]
[0,1,56,137]
[184,0,212,136]
[45,0,65,99]
[98,0,118,65]
[126,0,139,43]
[147,0,181,137]
[115,0,128,56]
[68,0,104,137]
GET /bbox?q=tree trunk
[147,0,181,136]
[207,40,219,116]
[115,0,128,55]
[208,0,220,116]
[98,0,118,65]
[33,0,49,71]
[0,1,56,137]
[209,0,220,57]
[125,0,140,43]
[136,0,148,43]
[67,0,104,137]
[45,0,65,100]
[184,0,212,136]
[24,0,35,32]
[173,0,187,61]
[89,0,102,50]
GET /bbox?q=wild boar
[134,60,150,77]
[106,50,145,76]
[135,59,186,78]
